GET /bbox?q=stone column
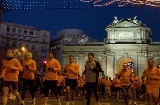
[137,54,147,76]
[106,53,115,79]
[78,53,85,76]
[62,53,68,71]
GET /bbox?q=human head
[6,49,14,58]
[25,52,32,60]
[49,51,54,59]
[68,55,74,63]
[148,59,154,67]
[122,63,128,70]
[88,53,94,61]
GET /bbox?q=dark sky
[2,6,160,42]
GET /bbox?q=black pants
[21,79,35,100]
[86,82,99,105]
[101,84,106,97]
[43,80,58,97]
[57,86,63,96]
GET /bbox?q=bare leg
[13,90,21,105]
[65,86,70,103]
[148,94,153,105]
[2,87,9,105]
[153,97,159,105]
[44,97,48,105]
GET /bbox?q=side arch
[116,56,135,73]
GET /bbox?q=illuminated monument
[50,16,160,79]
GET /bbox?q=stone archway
[117,56,135,73]
[155,58,160,69]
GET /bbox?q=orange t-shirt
[44,58,61,80]
[119,69,132,86]
[114,77,121,87]
[57,75,65,86]
[105,80,112,89]
[22,59,37,80]
[143,67,160,85]
[77,78,84,87]
[2,58,23,82]
[64,63,80,79]
[101,78,106,85]
[131,76,141,88]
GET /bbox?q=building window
[12,34,15,37]
[42,32,47,37]
[19,43,22,47]
[12,28,16,33]
[32,45,35,49]
[42,38,46,42]
[7,27,10,32]
[24,30,27,35]
[26,44,29,49]
[29,31,33,36]
[18,29,22,34]
[18,35,21,38]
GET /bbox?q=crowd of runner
[0,49,159,105]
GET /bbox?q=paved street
[0,91,148,105]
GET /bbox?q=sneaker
[21,101,25,105]
[12,95,16,100]
[58,99,61,105]
[9,93,13,99]
[128,100,131,104]
[32,98,35,105]
[97,101,101,105]
[134,101,137,105]
[17,98,22,105]
[66,101,69,105]
[116,98,118,101]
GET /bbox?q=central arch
[117,56,135,73]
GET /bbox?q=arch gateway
[50,16,160,79]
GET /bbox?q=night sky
[2,5,160,42]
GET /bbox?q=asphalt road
[0,91,148,105]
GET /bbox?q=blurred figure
[57,72,65,98]
[131,72,141,105]
[105,76,112,100]
[84,53,102,105]
[35,70,42,94]
[119,63,132,105]
[142,59,160,105]
[113,74,122,101]
[43,51,61,105]
[0,49,23,105]
[101,76,106,98]
[21,52,37,105]
[64,55,80,105]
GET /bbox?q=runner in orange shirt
[0,49,23,105]
[64,55,80,105]
[77,75,85,96]
[43,51,62,105]
[57,72,65,98]
[119,63,132,105]
[113,74,122,101]
[101,76,106,98]
[21,52,37,105]
[105,76,112,100]
[142,59,160,105]
[131,72,142,105]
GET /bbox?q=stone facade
[50,17,160,79]
[0,22,50,71]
